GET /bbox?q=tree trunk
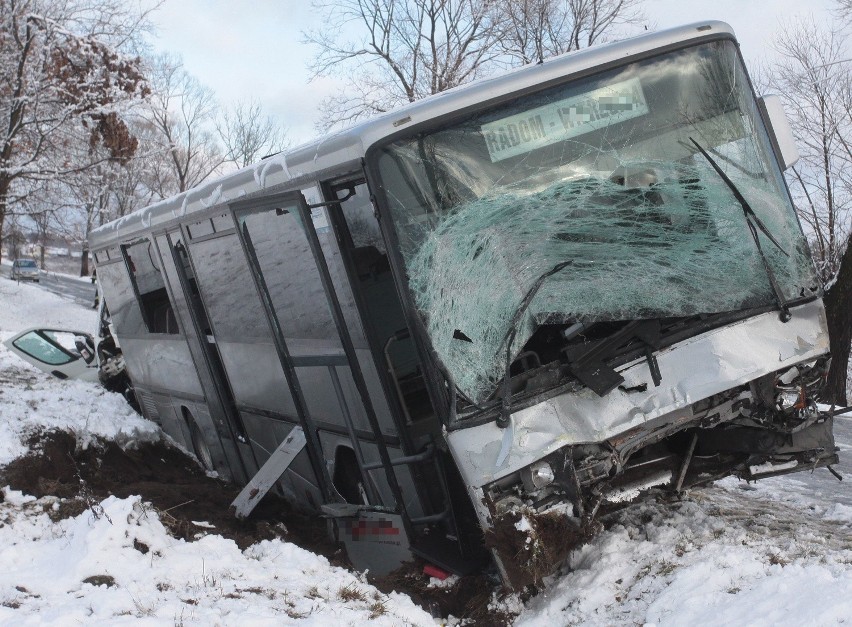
[80,247,89,277]
[823,238,852,405]
[0,178,8,265]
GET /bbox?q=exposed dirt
[0,430,337,557]
[0,429,508,623]
[485,507,595,591]
[374,560,512,625]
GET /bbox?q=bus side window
[339,184,435,425]
[95,260,144,337]
[123,239,179,335]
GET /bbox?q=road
[1,264,97,308]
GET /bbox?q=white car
[3,328,100,382]
[10,258,40,282]
[3,318,139,413]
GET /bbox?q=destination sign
[481,78,649,162]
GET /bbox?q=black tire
[333,446,364,504]
[186,413,214,472]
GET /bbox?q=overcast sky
[148,0,836,146]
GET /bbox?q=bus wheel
[183,408,214,472]
[333,446,363,504]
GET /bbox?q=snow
[0,276,850,625]
[0,279,160,465]
[512,477,852,626]
[0,492,432,625]
[515,515,533,533]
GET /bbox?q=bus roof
[89,20,735,249]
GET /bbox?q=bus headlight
[521,461,556,492]
[775,388,803,411]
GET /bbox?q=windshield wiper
[564,319,663,396]
[497,260,573,428]
[689,137,792,322]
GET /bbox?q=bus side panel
[240,411,323,510]
[318,431,426,519]
[334,355,400,437]
[215,340,298,416]
[117,337,204,399]
[96,259,206,400]
[184,230,327,506]
[134,388,182,438]
[96,252,237,478]
[132,388,229,477]
[153,231,256,485]
[298,365,381,435]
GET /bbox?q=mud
[374,560,510,625]
[485,507,594,590]
[0,430,337,556]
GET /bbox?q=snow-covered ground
[512,475,852,626]
[0,277,850,625]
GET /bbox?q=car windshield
[12,330,75,365]
[17,260,37,268]
[373,40,818,404]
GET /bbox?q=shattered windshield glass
[373,40,818,405]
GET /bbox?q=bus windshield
[373,40,818,405]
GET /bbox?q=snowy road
[1,263,96,307]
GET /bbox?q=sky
[150,0,836,146]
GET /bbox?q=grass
[338,583,367,602]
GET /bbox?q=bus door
[230,191,407,515]
[154,229,258,484]
[175,212,327,510]
[318,181,446,501]
[322,180,487,574]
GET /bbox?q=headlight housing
[520,460,555,492]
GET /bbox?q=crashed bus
[86,21,838,588]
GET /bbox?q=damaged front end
[370,39,838,588]
[449,303,837,588]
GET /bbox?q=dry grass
[337,583,367,602]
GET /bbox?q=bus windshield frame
[368,38,818,409]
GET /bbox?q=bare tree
[142,53,222,197]
[64,157,149,275]
[31,205,54,270]
[768,17,852,403]
[217,100,290,168]
[495,0,645,65]
[3,213,25,259]
[770,21,850,280]
[304,0,502,129]
[0,0,151,262]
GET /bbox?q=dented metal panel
[446,299,829,488]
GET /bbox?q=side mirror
[75,335,96,365]
[757,95,799,171]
